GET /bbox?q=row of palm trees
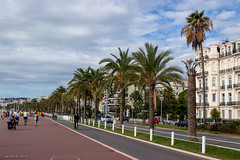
[44,43,184,131]
[37,10,213,140]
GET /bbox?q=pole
[161,99,163,122]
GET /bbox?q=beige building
[195,38,240,120]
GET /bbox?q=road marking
[49,119,138,160]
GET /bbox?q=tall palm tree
[53,86,66,114]
[84,67,107,121]
[133,42,184,130]
[99,47,138,127]
[181,10,213,124]
[182,59,197,140]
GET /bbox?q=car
[175,119,188,127]
[148,117,160,123]
[163,119,176,125]
[101,115,113,123]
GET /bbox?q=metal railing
[227,85,232,89]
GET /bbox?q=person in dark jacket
[74,114,80,129]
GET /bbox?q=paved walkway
[0,116,132,160]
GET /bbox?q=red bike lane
[0,116,134,160]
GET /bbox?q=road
[55,118,211,160]
[114,121,240,150]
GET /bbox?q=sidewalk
[0,116,133,160]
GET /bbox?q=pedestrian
[34,113,39,127]
[74,113,80,129]
[9,114,16,129]
[41,111,44,118]
[15,111,20,125]
[23,110,30,125]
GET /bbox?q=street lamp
[157,89,164,122]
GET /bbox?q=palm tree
[84,67,107,121]
[181,10,213,124]
[133,42,184,130]
[182,59,197,140]
[99,47,138,127]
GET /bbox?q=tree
[181,10,213,124]
[133,42,184,130]
[211,108,220,122]
[99,48,138,127]
[182,59,197,140]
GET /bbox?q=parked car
[101,115,113,123]
[148,117,160,123]
[175,119,188,127]
[118,116,130,122]
[163,119,176,125]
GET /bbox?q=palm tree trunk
[84,92,87,119]
[120,84,125,127]
[149,84,155,130]
[200,44,206,124]
[78,96,81,117]
[188,68,197,140]
[94,93,98,121]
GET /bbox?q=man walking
[23,110,30,125]
[74,113,80,129]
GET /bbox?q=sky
[0,0,240,98]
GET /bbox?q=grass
[84,121,240,160]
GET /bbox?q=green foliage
[197,123,209,130]
[207,123,222,131]
[218,121,240,134]
[210,108,220,122]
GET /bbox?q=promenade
[0,116,132,160]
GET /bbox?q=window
[222,110,225,119]
[199,95,202,104]
[199,110,202,118]
[238,43,240,50]
[229,110,232,119]
[212,78,216,86]
[229,93,232,102]
[222,93,225,102]
[228,46,231,53]
[205,110,208,118]
[176,86,178,90]
[212,94,216,102]
[199,80,202,89]
[229,77,232,85]
[205,94,208,102]
[205,78,208,87]
[222,79,225,86]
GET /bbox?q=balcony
[219,69,225,74]
[226,68,233,73]
[233,83,240,88]
[220,85,225,89]
[220,102,225,106]
[233,48,240,53]
[196,71,208,77]
[196,102,209,106]
[233,65,240,71]
[227,102,234,105]
[227,84,232,89]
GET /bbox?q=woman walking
[34,113,39,127]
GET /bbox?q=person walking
[41,111,44,118]
[15,111,20,125]
[34,113,39,127]
[23,111,30,125]
[74,113,80,129]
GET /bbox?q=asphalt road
[55,118,210,160]
[114,121,240,150]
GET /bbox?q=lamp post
[157,89,164,122]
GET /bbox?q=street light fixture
[157,89,164,122]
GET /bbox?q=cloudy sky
[0,0,240,98]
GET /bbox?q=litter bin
[7,121,12,130]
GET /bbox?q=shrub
[207,123,222,131]
[218,125,235,134]
[197,123,209,130]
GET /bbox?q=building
[195,38,240,120]
[99,80,187,114]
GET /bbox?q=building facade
[195,38,240,120]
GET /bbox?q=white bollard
[104,121,107,129]
[88,119,90,125]
[202,136,206,154]
[122,125,124,134]
[150,129,153,141]
[81,118,83,124]
[112,123,115,131]
[98,120,100,128]
[171,132,174,146]
[93,120,95,126]
[84,119,86,125]
[134,126,137,137]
